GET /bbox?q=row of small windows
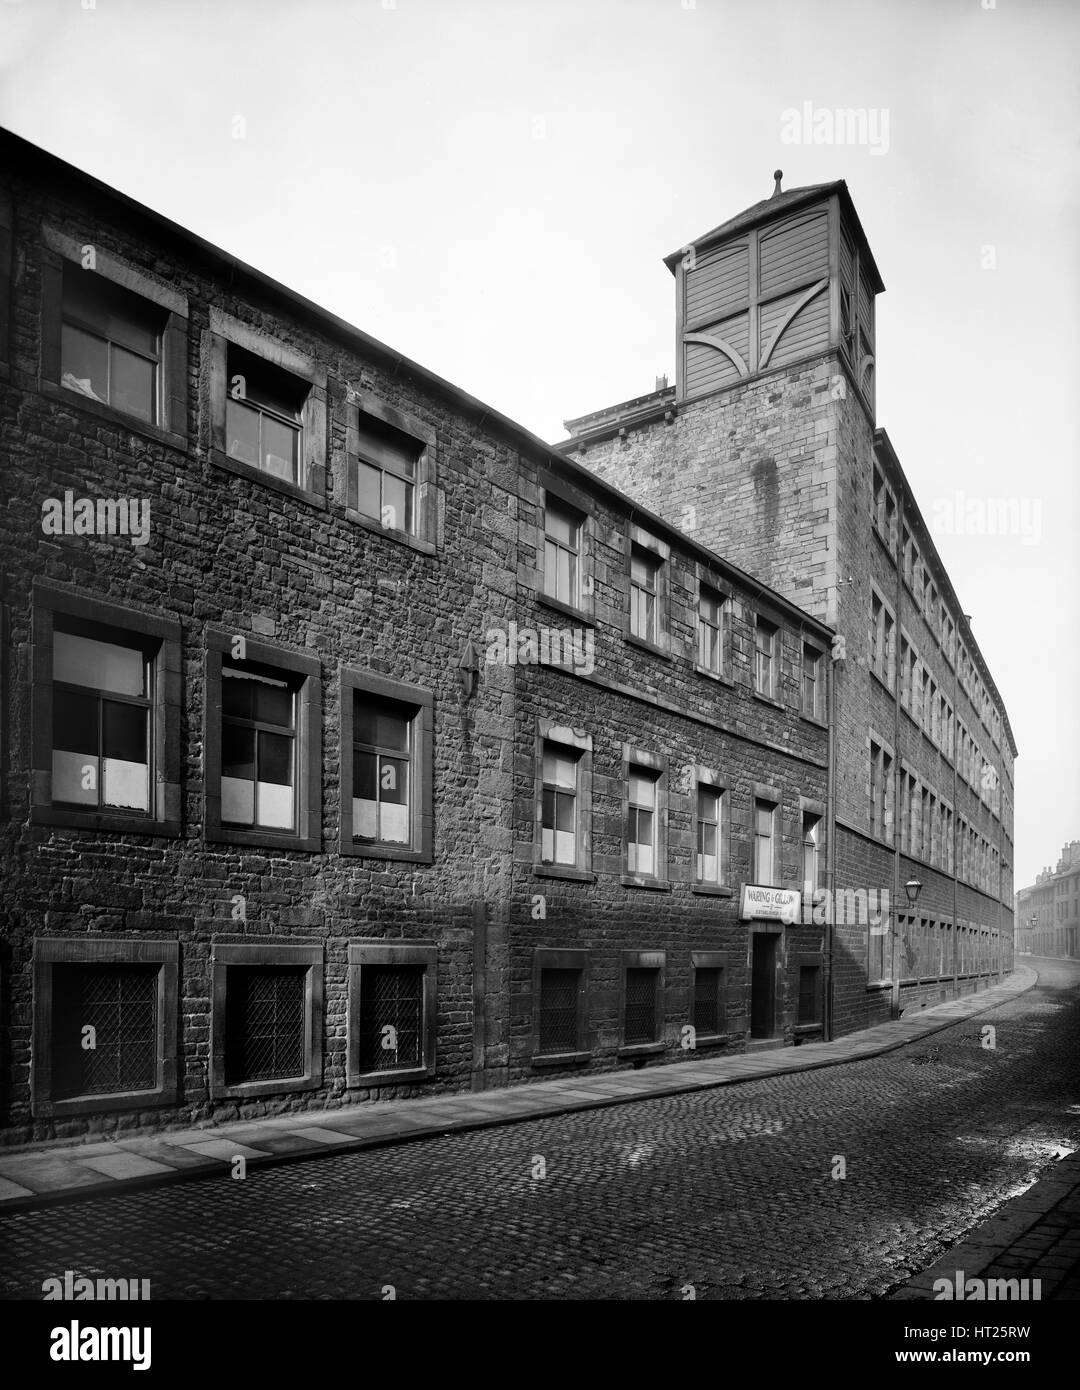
[867,917,1008,986]
[35,590,429,857]
[536,950,823,1056]
[51,254,427,539]
[541,729,822,893]
[33,941,825,1117]
[871,589,1005,824]
[38,587,825,887]
[544,499,826,715]
[32,939,435,1118]
[869,737,1007,898]
[871,465,1006,767]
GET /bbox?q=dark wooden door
[750,934,777,1038]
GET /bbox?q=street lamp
[904,877,922,906]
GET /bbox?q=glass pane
[262,414,298,481]
[554,790,574,834]
[700,593,720,625]
[700,822,717,858]
[355,699,409,752]
[54,630,145,697]
[354,750,377,803]
[253,679,293,729]
[629,773,655,808]
[61,324,108,403]
[546,508,575,545]
[706,625,720,670]
[110,345,155,423]
[354,796,378,840]
[543,540,558,596]
[542,787,556,831]
[226,398,261,466]
[756,804,773,836]
[221,724,255,781]
[637,841,654,876]
[355,461,381,520]
[102,700,146,763]
[378,753,410,842]
[555,829,576,864]
[379,798,409,844]
[557,547,572,603]
[543,749,576,789]
[257,730,293,786]
[636,808,654,846]
[257,779,294,830]
[642,591,655,639]
[630,553,653,588]
[240,368,302,419]
[379,755,408,806]
[222,669,254,719]
[222,774,254,825]
[103,757,148,811]
[102,703,148,809]
[382,473,409,532]
[697,787,718,823]
[53,688,99,754]
[541,826,555,861]
[52,750,99,805]
[699,851,718,882]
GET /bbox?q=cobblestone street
[3,963,1078,1301]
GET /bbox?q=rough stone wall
[0,164,524,1141]
[498,473,829,1077]
[566,356,841,626]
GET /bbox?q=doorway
[750,932,778,1038]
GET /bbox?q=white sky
[2,0,1077,891]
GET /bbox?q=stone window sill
[617,1041,666,1058]
[534,864,596,883]
[531,1050,590,1068]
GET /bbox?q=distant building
[1016,843,1080,958]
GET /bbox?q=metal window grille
[357,965,424,1072]
[624,967,657,1044]
[693,968,724,1036]
[52,964,158,1099]
[538,969,580,1053]
[225,966,306,1085]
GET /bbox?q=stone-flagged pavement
[0,966,1036,1212]
[890,1147,1080,1301]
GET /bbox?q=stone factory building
[558,172,1016,1035]
[0,131,838,1145]
[1016,842,1080,959]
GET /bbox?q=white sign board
[739,884,802,922]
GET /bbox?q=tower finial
[772,169,783,198]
